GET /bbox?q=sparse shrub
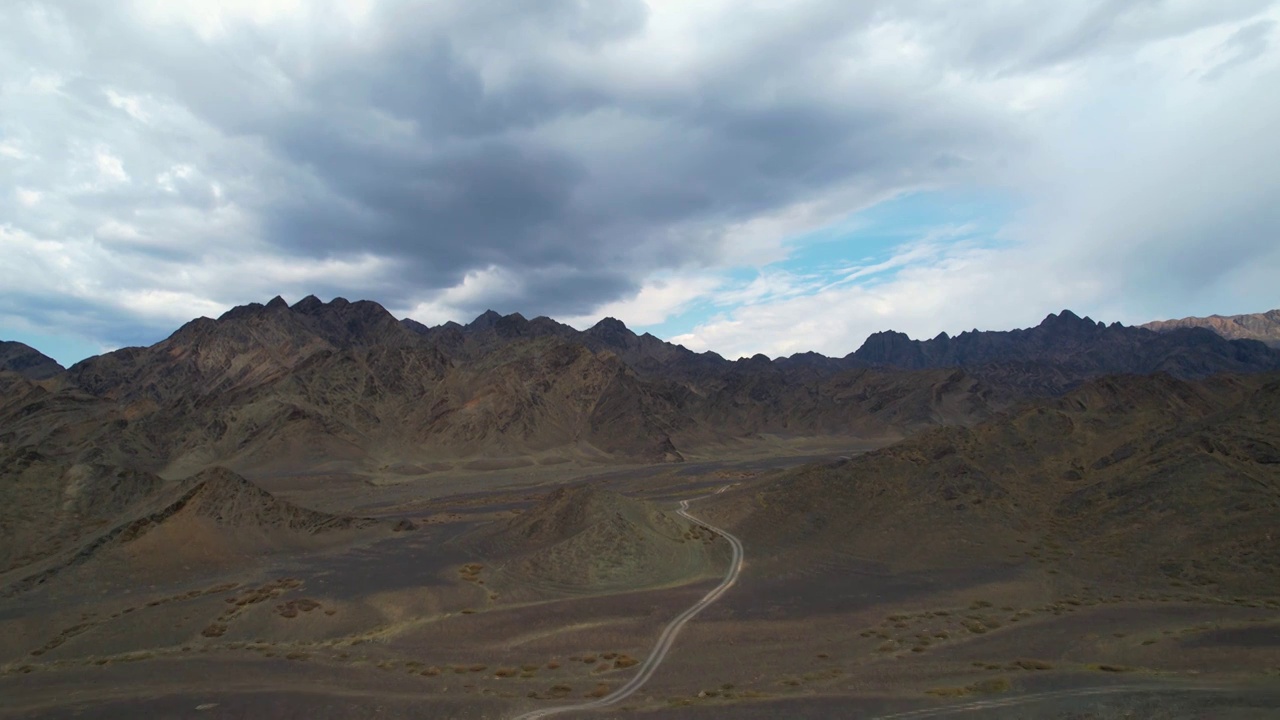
[1015,659,1052,670]
[926,686,969,697]
[970,678,1010,694]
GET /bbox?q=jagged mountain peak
[592,317,629,333]
[467,309,503,330]
[1038,309,1105,331]
[291,294,325,313]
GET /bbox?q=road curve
[512,485,744,720]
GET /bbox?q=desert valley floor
[4,440,1280,719]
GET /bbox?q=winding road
[512,485,744,720]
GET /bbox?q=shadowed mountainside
[1143,308,1280,348]
[737,371,1280,595]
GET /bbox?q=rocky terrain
[470,485,719,595]
[4,300,1280,719]
[5,298,1278,483]
[841,310,1280,390]
[738,371,1280,594]
[1143,308,1280,348]
[0,451,398,597]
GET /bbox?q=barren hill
[1143,308,1280,348]
[738,371,1280,595]
[470,485,716,593]
[0,453,392,596]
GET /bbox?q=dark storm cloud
[50,0,1003,316]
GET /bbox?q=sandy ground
[3,446,1280,719]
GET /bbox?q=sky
[2,0,1279,366]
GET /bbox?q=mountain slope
[1143,308,1280,348]
[738,371,1280,594]
[0,454,393,595]
[470,484,714,593]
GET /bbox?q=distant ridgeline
[2,297,1278,476]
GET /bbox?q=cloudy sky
[3,0,1278,365]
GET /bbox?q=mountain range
[2,298,1279,480]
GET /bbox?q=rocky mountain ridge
[1142,308,1280,348]
[3,297,1279,477]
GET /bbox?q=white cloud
[560,273,723,329]
[130,0,307,41]
[105,89,151,123]
[0,141,29,160]
[94,219,142,241]
[15,188,42,207]
[93,148,129,185]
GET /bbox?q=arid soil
[3,435,1279,719]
